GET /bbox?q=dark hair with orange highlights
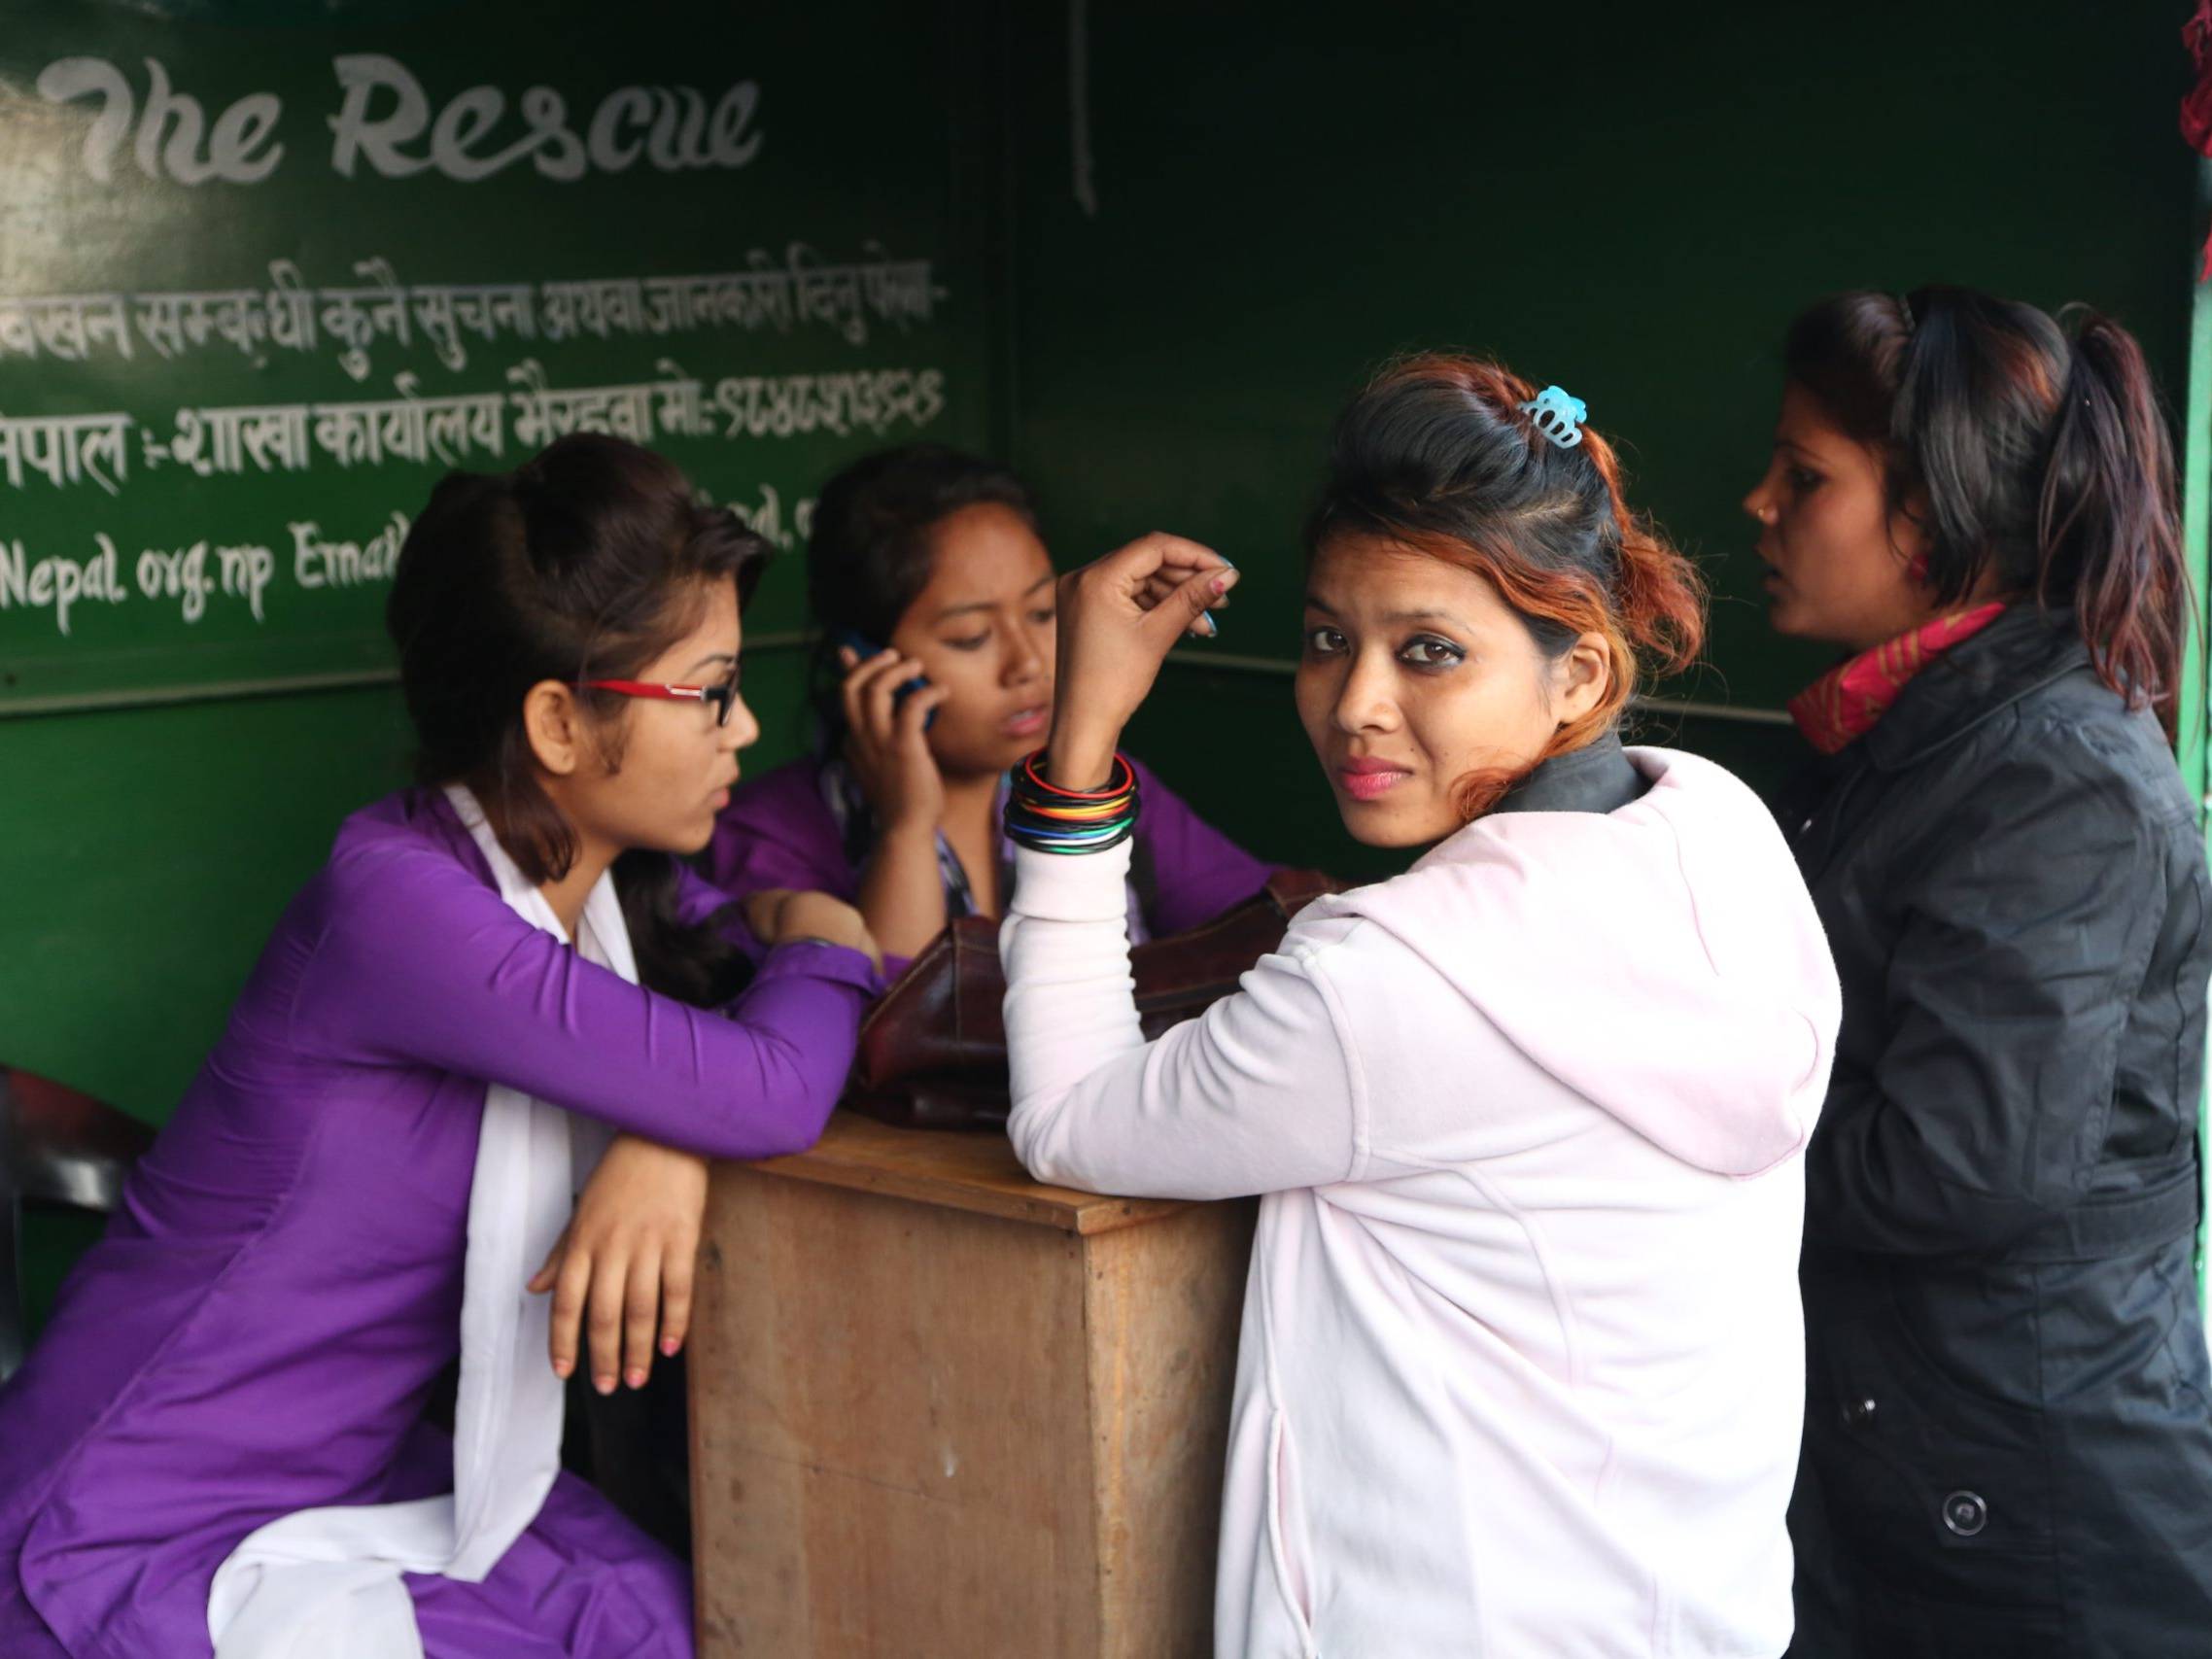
[387,432,772,1006]
[1307,353,1706,817]
[1785,286,2188,739]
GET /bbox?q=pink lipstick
[1337,757,1411,802]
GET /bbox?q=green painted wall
[0,0,1001,709]
[1000,0,2197,882]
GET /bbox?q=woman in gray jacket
[1747,285,2212,1654]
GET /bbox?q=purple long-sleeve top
[704,750,1273,976]
[0,787,877,1659]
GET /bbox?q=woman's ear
[1552,634,1613,726]
[522,680,587,777]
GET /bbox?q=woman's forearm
[857,819,950,959]
[1001,839,1361,1199]
[1045,718,1123,794]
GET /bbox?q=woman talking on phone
[706,442,1271,968]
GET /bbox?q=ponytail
[1576,428,1707,680]
[614,848,756,1008]
[2039,309,2188,738]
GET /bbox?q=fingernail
[594,1374,616,1396]
[1211,575,1230,596]
[625,1367,647,1389]
[552,1358,571,1378]
[660,1337,680,1357]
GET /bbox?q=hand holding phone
[833,628,951,831]
[830,627,933,724]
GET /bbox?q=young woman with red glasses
[0,434,877,1658]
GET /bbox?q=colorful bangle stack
[1004,750,1141,855]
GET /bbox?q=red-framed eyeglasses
[582,669,742,726]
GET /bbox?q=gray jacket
[1779,604,2212,1655]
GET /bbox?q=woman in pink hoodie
[1000,356,1843,1657]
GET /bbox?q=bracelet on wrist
[1004,748,1140,856]
[1020,749,1134,800]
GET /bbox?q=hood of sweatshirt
[1311,746,1840,1178]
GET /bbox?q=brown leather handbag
[847,869,1343,1130]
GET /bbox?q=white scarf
[206,785,631,1659]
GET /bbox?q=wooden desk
[688,1111,1256,1657]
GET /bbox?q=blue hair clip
[1518,385,1588,449]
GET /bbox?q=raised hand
[1045,533,1239,789]
[838,645,953,833]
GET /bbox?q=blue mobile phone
[830,626,936,728]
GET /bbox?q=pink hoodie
[1003,746,1842,1657]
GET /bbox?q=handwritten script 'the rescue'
[30,53,765,189]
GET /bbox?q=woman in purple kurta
[705,444,1270,961]
[0,437,878,1658]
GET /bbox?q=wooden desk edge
[729,1111,1195,1236]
